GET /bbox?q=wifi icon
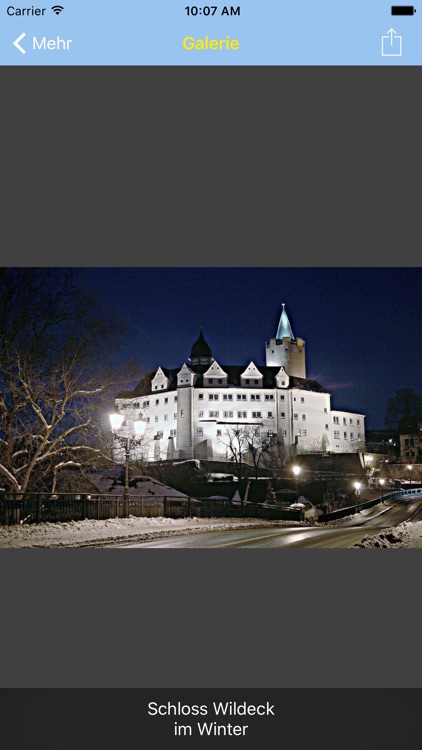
[51,5,64,14]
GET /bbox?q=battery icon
[391,5,416,13]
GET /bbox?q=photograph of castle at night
[0,267,420,548]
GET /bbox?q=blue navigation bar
[1,1,421,65]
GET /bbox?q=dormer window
[203,360,228,387]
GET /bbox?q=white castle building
[113,305,365,463]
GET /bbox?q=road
[115,495,422,549]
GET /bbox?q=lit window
[296,429,302,436]
[268,431,275,438]
[302,429,307,436]
[282,430,287,437]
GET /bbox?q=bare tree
[0,268,140,494]
[385,389,422,432]
[261,430,288,476]
[304,436,325,453]
[217,425,250,480]
[217,424,278,481]
[243,426,274,480]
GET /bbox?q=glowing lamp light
[292,465,301,502]
[109,413,124,431]
[379,479,385,486]
[354,481,361,491]
[108,413,147,517]
[133,420,147,436]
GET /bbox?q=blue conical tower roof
[276,304,295,340]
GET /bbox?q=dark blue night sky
[78,267,421,430]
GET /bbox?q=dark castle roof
[116,365,327,399]
[190,330,212,360]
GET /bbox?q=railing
[319,487,422,522]
[0,492,302,526]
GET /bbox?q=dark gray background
[1,688,420,749]
[1,67,421,688]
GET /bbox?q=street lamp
[407,464,413,485]
[109,413,146,517]
[379,478,385,503]
[354,481,361,513]
[292,465,301,501]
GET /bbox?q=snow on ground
[0,514,421,549]
[0,516,304,549]
[353,521,422,548]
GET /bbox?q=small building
[397,416,421,464]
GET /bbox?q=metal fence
[0,492,302,526]
[319,487,422,522]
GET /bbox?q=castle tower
[189,329,214,370]
[265,304,306,378]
